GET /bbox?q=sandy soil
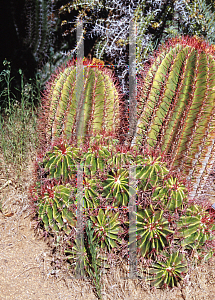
[1,154,215,300]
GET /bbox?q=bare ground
[1,153,215,300]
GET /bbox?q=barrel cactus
[38,57,123,148]
[178,204,215,248]
[130,36,215,199]
[29,40,215,293]
[42,143,80,181]
[134,205,174,258]
[37,183,77,235]
[30,137,215,291]
[148,251,187,288]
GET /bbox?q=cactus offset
[30,138,215,290]
[178,204,215,248]
[131,36,215,199]
[102,168,132,206]
[134,205,174,258]
[81,146,111,177]
[152,176,188,211]
[136,155,169,190]
[90,208,121,251]
[42,143,80,181]
[148,251,187,288]
[37,183,76,235]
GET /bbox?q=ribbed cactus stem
[25,0,54,62]
[39,58,122,147]
[131,36,215,199]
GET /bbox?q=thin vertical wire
[75,19,85,278]
[76,19,85,143]
[128,165,137,278]
[128,19,137,141]
[76,163,85,278]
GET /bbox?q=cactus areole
[39,58,122,148]
[131,36,215,199]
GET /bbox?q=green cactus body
[136,155,169,190]
[41,58,121,147]
[148,251,187,287]
[90,209,121,250]
[24,0,54,62]
[38,184,76,234]
[65,237,109,277]
[83,177,100,208]
[82,147,110,176]
[65,239,90,276]
[152,176,188,211]
[178,204,215,248]
[132,36,215,198]
[135,205,174,257]
[102,168,133,206]
[107,151,134,169]
[42,143,80,180]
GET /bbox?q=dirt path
[1,155,215,300]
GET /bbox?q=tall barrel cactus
[38,57,122,148]
[24,0,55,64]
[130,36,215,199]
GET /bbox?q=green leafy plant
[181,0,215,43]
[0,62,39,176]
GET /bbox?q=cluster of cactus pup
[30,135,215,293]
[29,44,215,297]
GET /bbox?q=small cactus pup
[102,168,131,206]
[36,182,77,235]
[134,204,174,258]
[152,176,188,211]
[148,251,187,288]
[38,57,124,149]
[136,155,169,190]
[177,204,215,250]
[131,36,215,199]
[90,208,121,251]
[42,142,80,181]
